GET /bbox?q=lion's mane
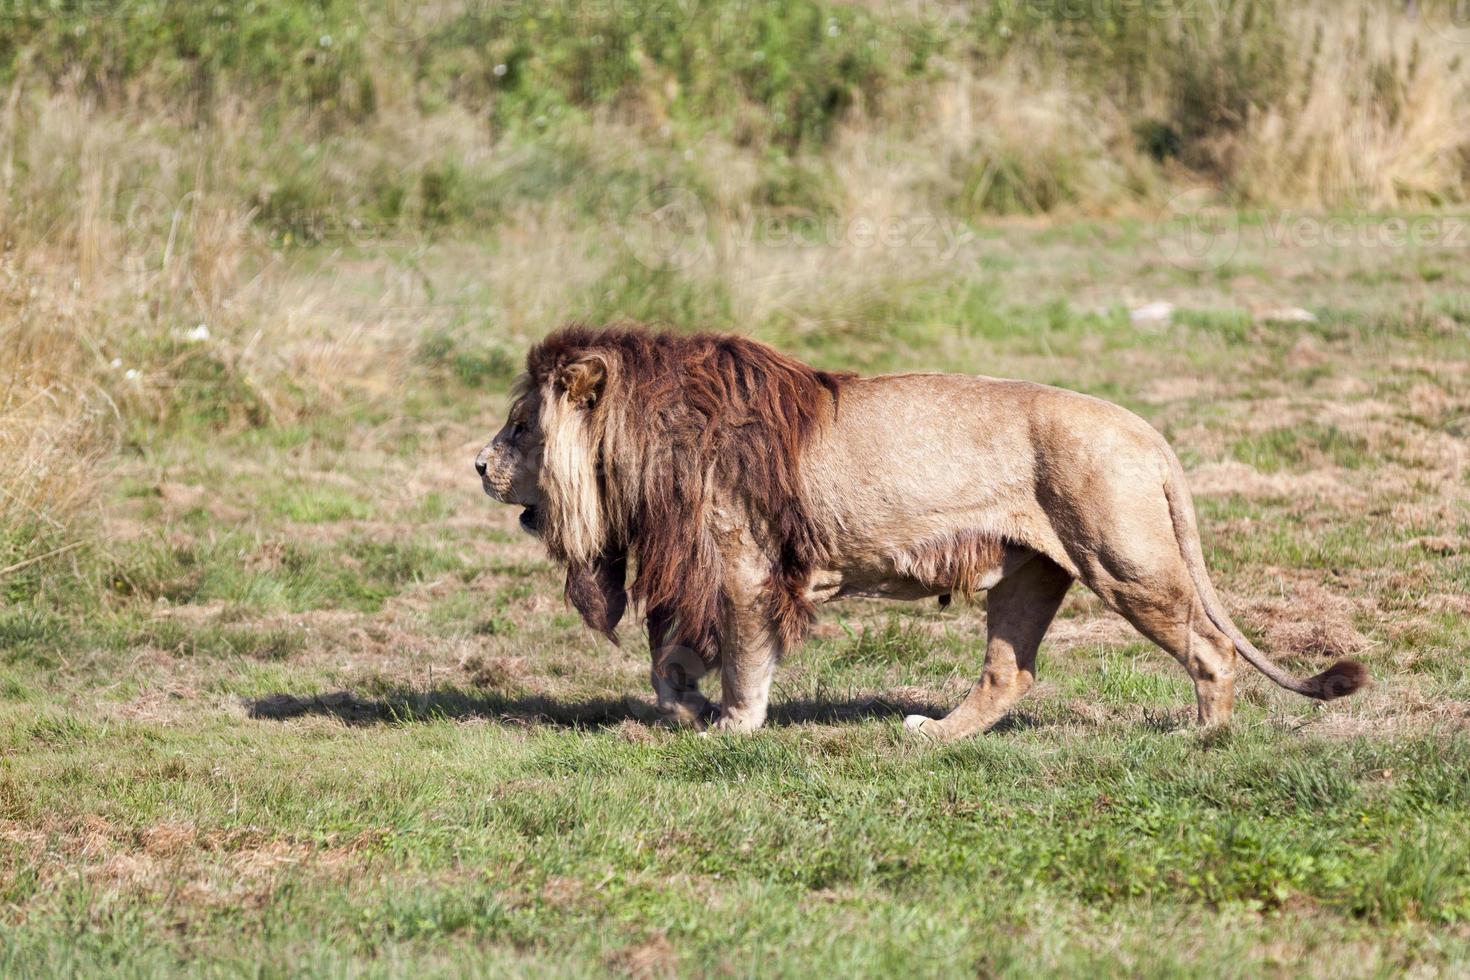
[526,324,851,661]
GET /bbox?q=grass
[1231,423,1372,472]
[1,712,1468,975]
[2,217,1469,975]
[2,1,1470,974]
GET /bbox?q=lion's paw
[706,710,763,734]
[654,696,716,731]
[903,714,934,736]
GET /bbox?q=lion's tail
[1160,451,1368,701]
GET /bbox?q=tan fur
[537,377,607,567]
[478,327,1369,738]
[891,531,1007,600]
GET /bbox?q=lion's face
[475,352,611,563]
[475,388,546,533]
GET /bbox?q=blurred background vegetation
[3,0,1470,585]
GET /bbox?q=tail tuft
[1304,659,1370,700]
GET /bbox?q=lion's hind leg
[905,554,1072,742]
[1098,582,1237,729]
[1045,452,1238,729]
[1075,546,1237,729]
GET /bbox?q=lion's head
[475,324,849,657]
[475,348,627,643]
[475,382,546,533]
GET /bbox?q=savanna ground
[4,1,1470,976]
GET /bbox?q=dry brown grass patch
[460,654,529,690]
[1189,462,1365,508]
[1241,573,1374,663]
[605,932,680,979]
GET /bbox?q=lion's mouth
[518,506,541,534]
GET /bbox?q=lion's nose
[474,457,487,477]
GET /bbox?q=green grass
[266,485,376,523]
[1232,423,1372,472]
[5,205,1470,975]
[0,709,1467,975]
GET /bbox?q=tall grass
[1230,7,1470,207]
[0,281,108,591]
[0,91,281,592]
[3,1,1466,229]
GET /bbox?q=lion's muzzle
[474,444,509,501]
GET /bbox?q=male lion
[475,325,1367,740]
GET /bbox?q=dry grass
[0,249,110,568]
[0,90,359,573]
[1228,7,1470,207]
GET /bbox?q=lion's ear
[555,355,606,408]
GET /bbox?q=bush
[428,0,910,149]
[0,1,374,123]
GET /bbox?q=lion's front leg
[707,589,782,734]
[650,657,716,728]
[648,609,718,729]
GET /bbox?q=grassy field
[3,214,1469,975]
[3,0,1470,975]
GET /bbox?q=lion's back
[807,371,1172,532]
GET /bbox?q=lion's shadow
[245,687,988,730]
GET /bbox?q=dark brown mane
[527,323,851,662]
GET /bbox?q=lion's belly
[807,552,1010,604]
[806,569,951,603]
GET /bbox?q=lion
[474,324,1368,740]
